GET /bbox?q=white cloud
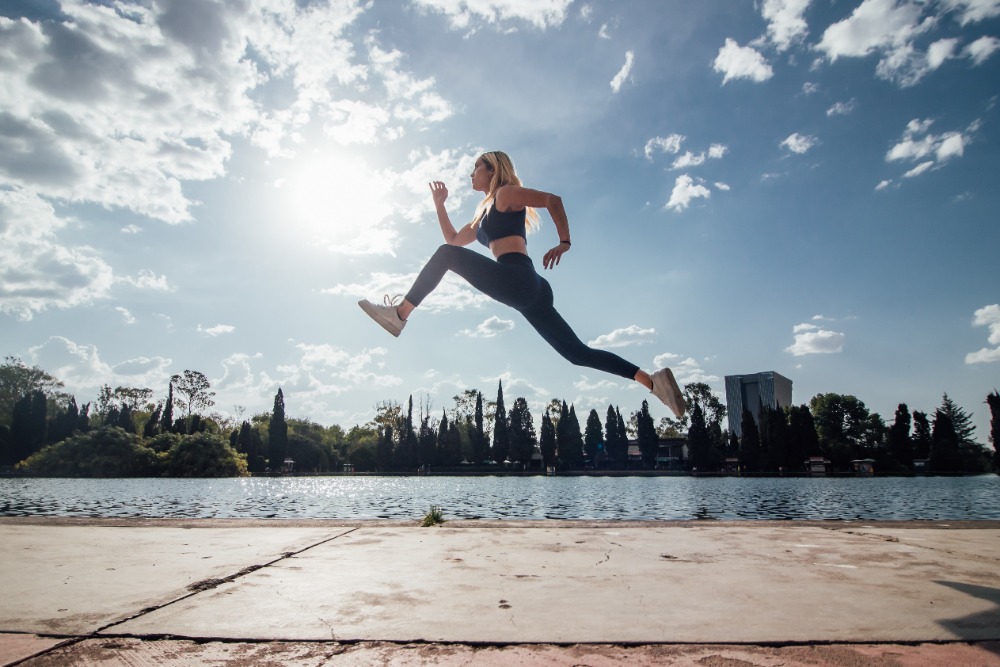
[411,0,574,31]
[903,160,935,178]
[875,179,893,191]
[941,0,1000,25]
[672,151,705,169]
[817,0,942,86]
[827,99,857,116]
[886,118,973,177]
[761,0,812,52]
[198,324,236,337]
[0,188,115,320]
[459,315,515,338]
[118,270,173,292]
[965,303,1000,363]
[588,325,656,349]
[644,134,685,159]
[786,323,845,356]
[610,51,635,93]
[781,133,818,154]
[963,35,1000,65]
[666,174,711,212]
[708,144,728,159]
[713,38,774,84]
[116,307,136,325]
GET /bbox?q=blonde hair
[471,151,540,230]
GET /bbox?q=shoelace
[382,294,404,308]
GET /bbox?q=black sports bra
[476,202,526,247]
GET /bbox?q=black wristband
[560,240,571,246]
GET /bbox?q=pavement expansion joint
[90,527,360,637]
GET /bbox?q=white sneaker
[359,295,407,337]
[650,368,685,418]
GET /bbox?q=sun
[281,152,397,254]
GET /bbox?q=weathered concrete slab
[0,525,350,635]
[0,634,65,667]
[14,638,1000,666]
[107,525,1000,644]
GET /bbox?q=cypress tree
[887,403,913,468]
[437,409,449,466]
[616,408,628,466]
[687,402,711,470]
[604,405,621,468]
[508,397,536,466]
[11,391,47,463]
[540,410,556,468]
[584,409,603,465]
[636,400,657,468]
[161,382,175,434]
[144,403,162,438]
[912,410,932,460]
[268,388,288,470]
[473,391,486,464]
[491,381,509,463]
[740,407,761,472]
[930,409,961,472]
[988,391,1000,471]
[376,425,394,471]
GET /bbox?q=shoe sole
[663,369,685,418]
[358,300,401,337]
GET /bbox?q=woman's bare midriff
[489,235,528,258]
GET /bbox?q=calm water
[2,475,999,521]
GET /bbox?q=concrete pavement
[2,517,1000,665]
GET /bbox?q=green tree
[395,395,417,470]
[558,402,584,468]
[788,404,819,461]
[164,432,248,477]
[809,393,878,470]
[171,370,216,420]
[930,409,961,472]
[540,409,556,468]
[161,381,175,433]
[472,391,486,464]
[912,410,932,460]
[0,357,64,428]
[739,407,761,472]
[758,405,791,472]
[491,381,509,463]
[988,391,1000,471]
[418,411,437,468]
[584,409,603,465]
[22,426,160,477]
[508,397,536,466]
[10,390,47,464]
[604,405,624,468]
[268,388,288,470]
[375,425,394,471]
[887,403,913,469]
[938,394,978,447]
[686,402,711,470]
[635,400,657,469]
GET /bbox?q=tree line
[0,356,997,477]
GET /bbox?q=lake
[2,475,999,521]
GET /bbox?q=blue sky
[1,0,998,440]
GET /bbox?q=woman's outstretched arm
[429,181,477,246]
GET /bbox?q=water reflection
[1,475,998,521]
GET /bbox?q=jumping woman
[359,151,686,418]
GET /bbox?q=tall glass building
[724,371,793,438]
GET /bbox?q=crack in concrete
[16,527,362,664]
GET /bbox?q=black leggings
[404,245,640,380]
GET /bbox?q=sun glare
[283,153,397,254]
